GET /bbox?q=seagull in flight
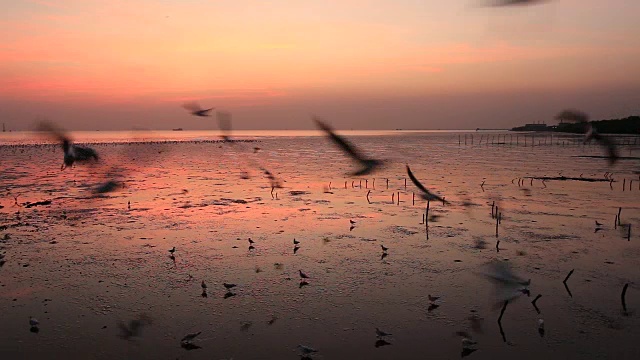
[584,123,619,165]
[37,121,99,170]
[406,165,449,204]
[555,109,619,165]
[313,117,384,176]
[183,102,215,117]
[485,0,549,6]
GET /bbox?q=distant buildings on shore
[511,116,639,134]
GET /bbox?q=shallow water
[1,131,639,359]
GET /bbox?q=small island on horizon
[510,115,639,134]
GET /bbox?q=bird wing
[555,109,589,123]
[182,102,203,112]
[406,165,448,203]
[313,117,366,162]
[217,111,233,140]
[584,124,619,165]
[595,135,619,165]
[36,120,73,151]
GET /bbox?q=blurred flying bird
[313,117,384,176]
[37,121,99,170]
[117,314,152,340]
[555,109,619,165]
[584,124,619,165]
[480,261,531,306]
[406,165,449,204]
[183,102,215,117]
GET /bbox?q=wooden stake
[412,192,415,205]
[622,283,629,314]
[618,207,622,225]
[563,269,574,284]
[397,192,400,205]
[532,294,542,314]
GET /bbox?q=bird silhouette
[313,117,384,176]
[183,102,215,117]
[406,165,449,204]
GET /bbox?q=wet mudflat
[1,131,639,359]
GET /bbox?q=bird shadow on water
[374,339,392,348]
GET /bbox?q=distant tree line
[555,116,639,134]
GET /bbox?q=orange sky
[1,0,639,130]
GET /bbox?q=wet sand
[1,131,639,359]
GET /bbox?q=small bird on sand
[297,344,318,356]
[293,238,300,245]
[428,295,440,302]
[381,245,389,252]
[182,102,215,117]
[375,328,392,338]
[223,283,237,290]
[29,317,39,327]
[350,220,356,225]
[201,280,207,290]
[299,270,309,279]
[461,337,477,348]
[169,247,176,254]
[248,238,255,245]
[595,221,603,227]
[181,332,201,343]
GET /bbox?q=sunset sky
[1,0,639,130]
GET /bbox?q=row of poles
[459,133,640,147]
